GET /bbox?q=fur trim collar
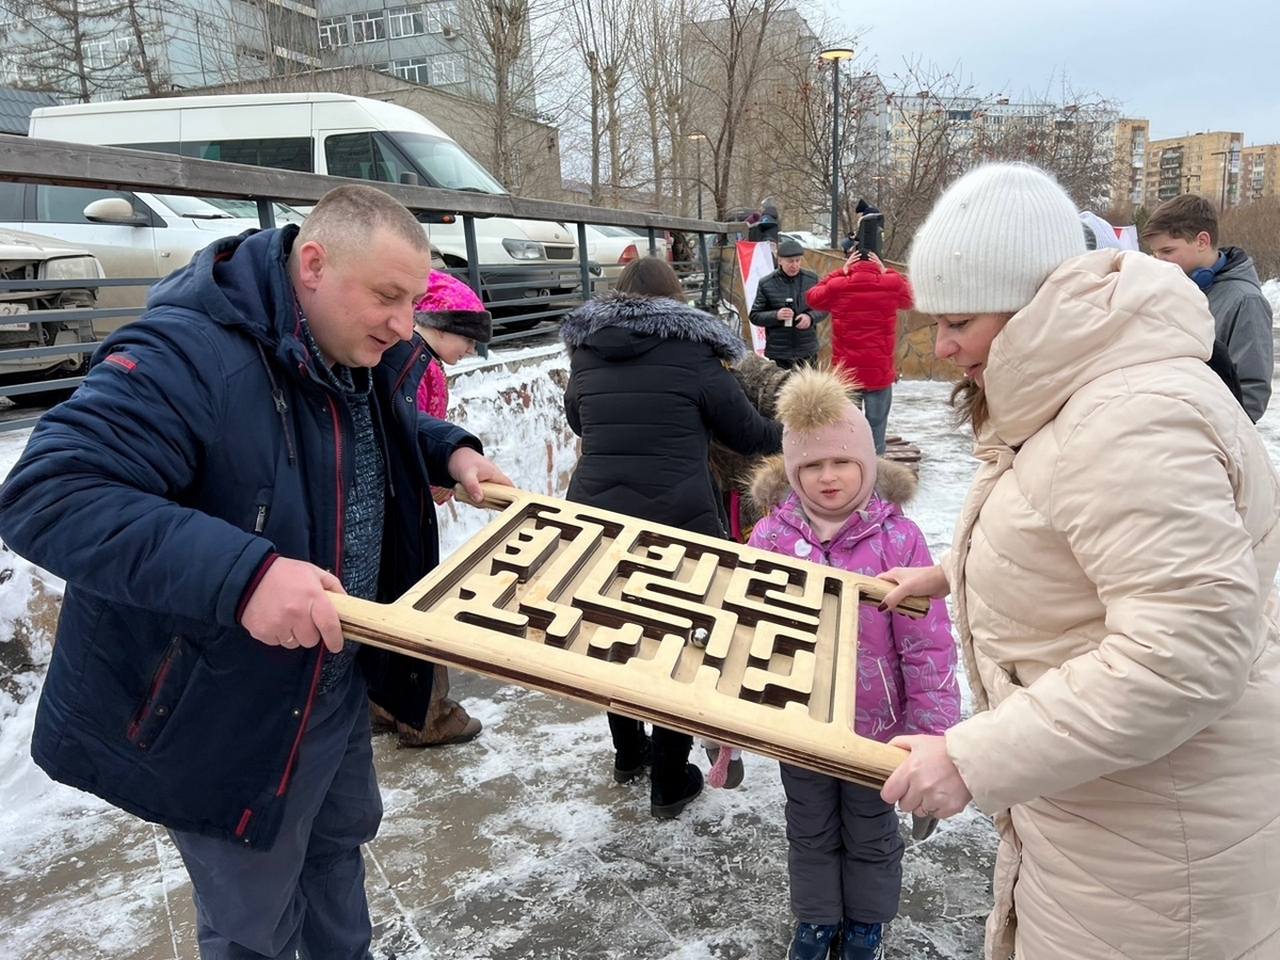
[748,454,917,516]
[560,293,746,363]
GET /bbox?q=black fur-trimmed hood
[560,293,747,364]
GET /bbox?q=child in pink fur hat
[412,271,493,483]
[369,271,491,749]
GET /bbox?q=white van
[28,93,582,317]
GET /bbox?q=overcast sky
[821,0,1280,146]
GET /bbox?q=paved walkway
[4,667,992,960]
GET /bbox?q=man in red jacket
[806,251,913,454]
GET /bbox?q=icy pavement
[3,352,1280,959]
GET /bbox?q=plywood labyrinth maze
[334,486,925,785]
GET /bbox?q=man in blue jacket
[0,184,510,959]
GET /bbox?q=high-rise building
[1144,131,1242,209]
[1239,143,1280,203]
[1112,118,1148,207]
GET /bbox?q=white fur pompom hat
[908,162,1087,315]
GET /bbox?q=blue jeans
[860,385,893,455]
[168,665,382,959]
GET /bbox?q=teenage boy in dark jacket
[749,239,829,368]
[1142,193,1274,421]
[0,185,510,959]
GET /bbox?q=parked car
[583,224,646,293]
[0,183,263,310]
[617,225,671,262]
[0,227,105,399]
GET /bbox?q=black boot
[608,712,651,784]
[650,727,703,819]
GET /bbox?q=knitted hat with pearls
[908,163,1086,315]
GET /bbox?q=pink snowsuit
[416,351,453,504]
[748,488,959,740]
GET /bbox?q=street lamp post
[819,46,854,250]
[687,133,710,306]
[1210,150,1229,210]
[687,133,707,219]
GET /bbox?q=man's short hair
[1141,194,1219,246]
[297,184,430,261]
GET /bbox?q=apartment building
[1112,118,1148,206]
[1144,131,1242,209]
[1240,143,1280,203]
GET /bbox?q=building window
[390,56,429,84]
[388,5,424,37]
[350,11,386,43]
[319,16,350,48]
[424,1,454,33]
[82,37,116,69]
[432,55,463,85]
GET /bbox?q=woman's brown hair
[615,257,685,302]
[950,377,990,432]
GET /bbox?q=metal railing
[0,134,743,426]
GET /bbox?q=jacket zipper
[329,395,345,570]
[126,637,181,742]
[238,394,347,839]
[276,651,324,797]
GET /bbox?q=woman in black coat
[560,258,782,819]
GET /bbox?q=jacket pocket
[125,635,196,751]
[251,486,275,534]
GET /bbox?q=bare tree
[121,0,168,95]
[971,76,1121,209]
[628,0,698,211]
[875,59,976,258]
[680,0,787,219]
[562,0,636,205]
[1222,197,1280,283]
[0,0,128,101]
[453,0,536,188]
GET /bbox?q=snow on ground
[1,329,1280,959]
[1262,278,1280,317]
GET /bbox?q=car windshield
[591,225,640,238]
[199,198,309,223]
[390,132,508,195]
[153,194,236,219]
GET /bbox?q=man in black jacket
[749,239,829,369]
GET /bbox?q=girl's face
[797,457,864,515]
[419,327,476,365]
[931,312,1014,387]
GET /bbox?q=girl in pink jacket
[746,367,958,960]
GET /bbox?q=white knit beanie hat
[908,163,1086,315]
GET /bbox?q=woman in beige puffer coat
[879,163,1280,960]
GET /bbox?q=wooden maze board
[332,485,929,787]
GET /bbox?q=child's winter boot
[839,920,884,960]
[787,921,840,960]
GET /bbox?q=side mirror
[83,197,146,225]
